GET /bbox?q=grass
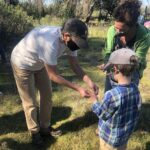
[0,26,150,150]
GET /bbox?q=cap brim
[72,36,89,49]
[103,62,112,71]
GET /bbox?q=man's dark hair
[115,55,139,76]
[61,18,88,37]
[61,18,89,49]
[113,0,142,26]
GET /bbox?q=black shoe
[31,132,44,146]
[40,126,62,138]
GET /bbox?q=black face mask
[66,40,80,51]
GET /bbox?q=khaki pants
[11,63,52,134]
[100,138,127,150]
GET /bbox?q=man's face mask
[66,40,80,51]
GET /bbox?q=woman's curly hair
[113,0,142,26]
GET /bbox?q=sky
[143,0,150,6]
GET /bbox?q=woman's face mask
[66,40,80,51]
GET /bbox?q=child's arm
[89,93,105,117]
[90,91,117,120]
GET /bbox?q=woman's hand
[97,64,105,71]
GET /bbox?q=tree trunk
[66,0,77,17]
[35,0,45,17]
[85,2,96,24]
[82,0,90,18]
[28,0,32,4]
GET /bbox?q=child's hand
[88,92,98,104]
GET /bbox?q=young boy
[90,48,141,150]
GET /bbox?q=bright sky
[143,0,150,5]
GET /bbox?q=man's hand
[89,82,99,95]
[78,87,91,98]
[83,75,99,95]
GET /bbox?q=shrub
[0,2,33,51]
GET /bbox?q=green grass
[0,26,150,150]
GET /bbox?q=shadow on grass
[146,142,150,150]
[58,111,97,134]
[58,103,150,135]
[0,106,72,136]
[51,106,72,125]
[0,63,17,94]
[0,83,17,95]
[0,137,56,150]
[135,103,150,132]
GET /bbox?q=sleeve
[135,32,150,77]
[66,47,77,57]
[92,91,119,120]
[102,26,116,63]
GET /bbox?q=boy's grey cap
[62,18,89,49]
[104,48,136,69]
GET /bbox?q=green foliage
[39,15,65,26]
[19,2,45,19]
[19,2,39,18]
[0,2,33,50]
[63,5,76,18]
[45,1,75,19]
[45,1,64,17]
[93,0,120,21]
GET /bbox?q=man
[99,0,150,92]
[11,18,99,146]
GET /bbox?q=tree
[65,0,77,18]
[85,2,96,23]
[4,0,18,5]
[85,0,120,23]
[35,0,45,17]
[82,0,90,17]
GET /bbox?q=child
[90,48,141,150]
